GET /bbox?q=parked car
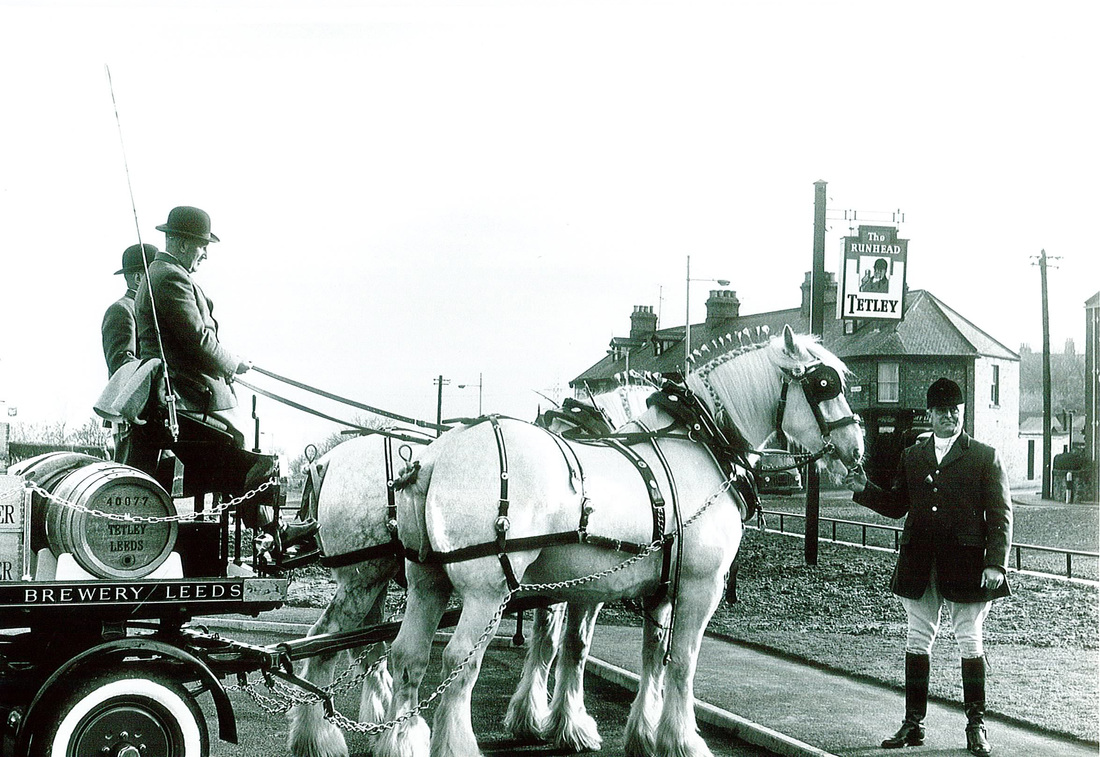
[757,452,803,494]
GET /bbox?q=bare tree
[287,414,389,476]
[10,417,108,448]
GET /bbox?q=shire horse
[377,326,864,757]
[287,400,622,757]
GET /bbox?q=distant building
[571,272,1025,486]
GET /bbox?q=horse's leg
[652,575,726,757]
[624,601,671,757]
[546,601,603,752]
[356,583,395,725]
[372,561,452,757]
[504,603,563,741]
[430,565,517,757]
[288,562,392,757]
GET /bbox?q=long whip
[105,64,178,441]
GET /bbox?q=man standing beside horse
[843,377,1012,757]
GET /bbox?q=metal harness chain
[227,475,736,735]
[227,647,387,711]
[21,478,278,523]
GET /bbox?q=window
[990,364,1000,406]
[877,362,899,403]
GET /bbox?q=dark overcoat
[101,289,139,377]
[855,432,1013,603]
[135,254,239,414]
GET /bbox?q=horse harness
[302,437,406,570]
[772,361,862,459]
[403,382,758,603]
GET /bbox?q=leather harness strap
[320,436,404,569]
[408,415,674,594]
[638,419,684,663]
[489,415,520,590]
[774,382,789,448]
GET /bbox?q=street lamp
[684,255,730,374]
[458,373,484,416]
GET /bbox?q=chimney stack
[801,271,838,318]
[705,289,740,330]
[630,305,657,341]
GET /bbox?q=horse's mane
[685,327,849,447]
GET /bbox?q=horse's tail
[393,434,448,563]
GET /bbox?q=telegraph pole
[434,375,450,437]
[1033,250,1060,499]
[806,180,828,565]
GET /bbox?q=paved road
[206,625,775,757]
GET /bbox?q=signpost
[806,181,828,566]
[839,225,908,321]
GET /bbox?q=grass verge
[669,529,1097,742]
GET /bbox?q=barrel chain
[20,477,278,523]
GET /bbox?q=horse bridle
[773,361,861,465]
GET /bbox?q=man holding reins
[132,206,286,537]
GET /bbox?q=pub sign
[839,225,908,321]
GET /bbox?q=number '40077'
[100,496,150,508]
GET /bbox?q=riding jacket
[135,253,239,414]
[855,432,1013,603]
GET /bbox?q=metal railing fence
[755,509,1099,582]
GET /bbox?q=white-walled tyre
[39,671,208,757]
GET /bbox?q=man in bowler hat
[134,207,272,518]
[136,206,252,427]
[102,242,158,377]
[102,242,158,462]
[843,377,1012,756]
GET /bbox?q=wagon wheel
[36,670,208,757]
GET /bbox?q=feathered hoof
[654,729,714,757]
[287,706,349,757]
[623,726,655,757]
[371,715,431,757]
[504,699,550,742]
[549,709,603,753]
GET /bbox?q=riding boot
[962,656,992,756]
[882,652,929,748]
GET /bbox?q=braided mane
[684,326,848,449]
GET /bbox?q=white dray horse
[379,327,864,757]
[288,402,624,757]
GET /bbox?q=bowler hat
[114,243,159,275]
[927,377,963,409]
[155,206,220,243]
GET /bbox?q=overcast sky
[1,1,1096,459]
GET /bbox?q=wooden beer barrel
[45,462,178,579]
[10,452,108,555]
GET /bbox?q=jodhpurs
[900,570,991,658]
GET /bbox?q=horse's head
[770,326,864,481]
[686,324,864,483]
